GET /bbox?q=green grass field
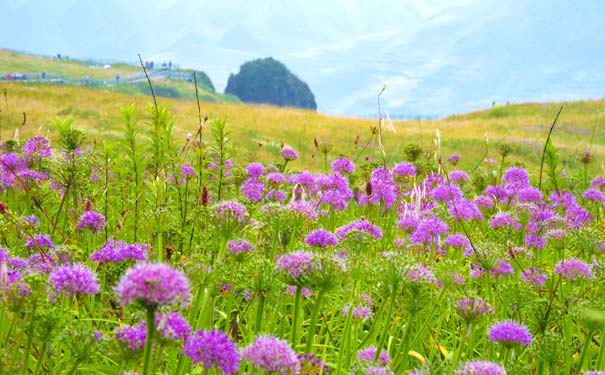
[1,81,603,177]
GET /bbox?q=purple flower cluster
[22,136,52,160]
[242,335,299,375]
[77,210,106,234]
[521,266,548,286]
[213,201,249,224]
[156,311,191,340]
[90,240,149,263]
[332,157,355,174]
[455,297,493,324]
[409,216,449,247]
[115,322,147,350]
[487,321,532,347]
[305,229,338,248]
[554,258,593,281]
[246,162,265,178]
[455,361,506,375]
[183,329,241,374]
[275,251,319,280]
[392,162,416,178]
[114,262,191,308]
[343,303,373,320]
[227,239,255,254]
[281,147,299,161]
[355,346,393,375]
[336,219,383,240]
[25,234,54,250]
[48,263,100,298]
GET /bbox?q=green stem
[142,306,157,375]
[20,303,37,375]
[597,326,605,370]
[376,286,397,359]
[33,342,48,375]
[306,289,326,353]
[255,294,266,335]
[291,286,302,347]
[578,330,595,371]
[336,305,354,375]
[393,312,415,372]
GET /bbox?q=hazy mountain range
[1,0,604,117]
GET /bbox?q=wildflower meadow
[1,102,604,375]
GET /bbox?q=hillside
[1,82,603,177]
[0,49,239,104]
[226,57,316,110]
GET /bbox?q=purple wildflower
[409,216,449,246]
[357,346,391,366]
[115,322,147,350]
[336,219,383,240]
[489,212,521,230]
[487,321,532,347]
[90,240,149,263]
[114,263,191,308]
[266,172,287,184]
[77,210,106,234]
[332,158,355,174]
[48,263,100,298]
[242,335,299,375]
[246,163,265,178]
[517,187,543,203]
[583,188,604,203]
[343,304,373,320]
[522,267,548,286]
[443,233,470,251]
[392,162,416,178]
[25,234,54,250]
[183,329,240,374]
[447,154,461,165]
[241,178,265,202]
[305,229,339,248]
[554,258,593,281]
[21,215,40,228]
[490,259,514,278]
[156,312,191,340]
[227,239,255,254]
[455,361,506,375]
[213,201,248,224]
[281,147,299,161]
[449,170,469,184]
[456,297,493,324]
[179,164,196,184]
[22,136,52,160]
[286,285,312,297]
[582,372,605,375]
[275,251,319,280]
[502,167,530,188]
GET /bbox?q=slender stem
[33,342,48,375]
[142,306,157,375]
[578,330,595,371]
[597,326,605,370]
[255,294,266,335]
[376,286,397,359]
[306,289,326,353]
[291,286,302,347]
[20,303,37,375]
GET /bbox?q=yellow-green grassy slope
[1,81,603,175]
[0,49,137,79]
[0,49,239,104]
